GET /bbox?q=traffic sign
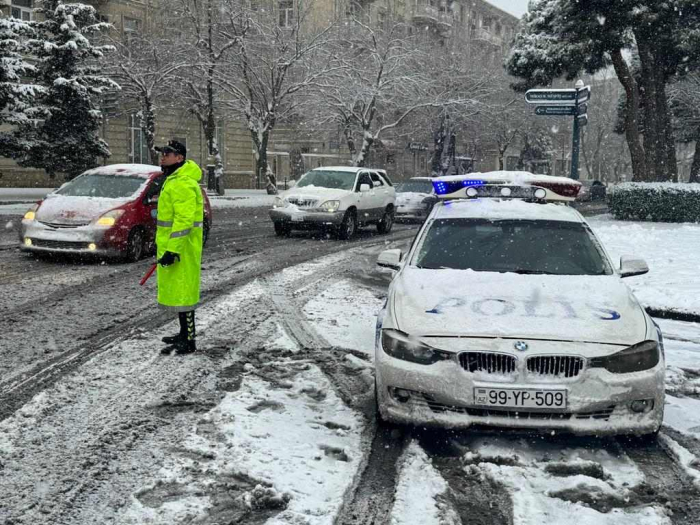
[577,103,588,116]
[525,86,591,105]
[535,106,577,116]
[577,114,588,127]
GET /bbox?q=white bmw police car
[375,172,664,437]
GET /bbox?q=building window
[278,0,295,27]
[11,0,33,21]
[129,114,151,165]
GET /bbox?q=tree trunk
[690,133,700,183]
[342,124,357,159]
[354,132,372,167]
[143,97,158,166]
[610,48,647,182]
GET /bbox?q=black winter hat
[155,140,187,157]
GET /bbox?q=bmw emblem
[514,341,529,352]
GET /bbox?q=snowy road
[1,207,700,524]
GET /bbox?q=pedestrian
[154,139,204,355]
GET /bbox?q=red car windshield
[56,174,147,199]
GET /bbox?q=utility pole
[570,79,584,180]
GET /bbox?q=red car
[19,164,213,261]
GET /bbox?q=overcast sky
[487,0,529,18]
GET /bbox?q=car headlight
[589,340,660,373]
[23,203,39,221]
[319,200,341,213]
[273,197,286,208]
[381,329,452,365]
[96,209,125,227]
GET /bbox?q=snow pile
[590,218,700,315]
[303,279,384,355]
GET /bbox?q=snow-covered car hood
[36,195,130,225]
[281,186,350,204]
[396,192,431,206]
[390,268,648,345]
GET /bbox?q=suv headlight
[96,209,125,227]
[319,200,340,213]
[589,340,660,373]
[273,197,286,208]
[381,329,452,365]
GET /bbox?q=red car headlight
[96,209,125,227]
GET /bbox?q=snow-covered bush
[608,183,700,222]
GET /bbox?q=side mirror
[620,256,649,278]
[377,249,402,270]
[144,194,159,205]
[373,180,381,187]
[360,183,371,193]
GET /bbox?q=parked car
[576,179,607,202]
[375,172,663,437]
[395,177,437,222]
[19,164,212,261]
[269,166,396,239]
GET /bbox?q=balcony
[471,27,503,46]
[412,4,452,33]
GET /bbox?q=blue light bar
[432,179,485,195]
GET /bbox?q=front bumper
[19,220,125,257]
[375,346,664,436]
[270,207,345,228]
[395,205,429,221]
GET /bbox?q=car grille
[526,356,584,378]
[459,352,517,375]
[38,220,90,229]
[31,239,91,250]
[287,198,317,208]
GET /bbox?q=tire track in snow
[0,228,417,422]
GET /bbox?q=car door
[367,171,387,220]
[142,172,166,249]
[355,171,376,223]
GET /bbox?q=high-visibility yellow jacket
[156,160,204,312]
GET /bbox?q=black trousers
[178,311,196,341]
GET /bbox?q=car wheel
[203,218,210,247]
[273,222,291,236]
[125,227,145,262]
[377,207,394,234]
[337,210,356,240]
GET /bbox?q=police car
[375,171,664,437]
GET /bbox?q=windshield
[396,181,433,194]
[413,218,613,275]
[296,170,357,191]
[55,174,147,199]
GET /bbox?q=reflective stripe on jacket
[156,160,204,312]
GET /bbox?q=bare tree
[176,0,239,192]
[106,20,188,166]
[215,0,338,193]
[669,73,700,183]
[310,21,487,169]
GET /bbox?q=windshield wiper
[508,269,555,275]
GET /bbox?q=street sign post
[526,82,591,181]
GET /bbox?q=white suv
[270,166,396,239]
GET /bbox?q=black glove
[158,251,180,266]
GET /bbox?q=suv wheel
[377,207,394,234]
[274,222,291,236]
[338,210,356,240]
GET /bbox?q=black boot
[162,334,183,345]
[175,310,196,355]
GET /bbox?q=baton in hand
[140,263,157,286]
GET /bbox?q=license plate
[292,213,305,222]
[474,387,567,409]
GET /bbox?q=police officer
[154,140,204,355]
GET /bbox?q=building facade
[0,0,518,187]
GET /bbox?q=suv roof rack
[431,171,582,202]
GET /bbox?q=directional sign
[526,86,591,105]
[577,103,588,116]
[535,105,577,116]
[577,114,589,127]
